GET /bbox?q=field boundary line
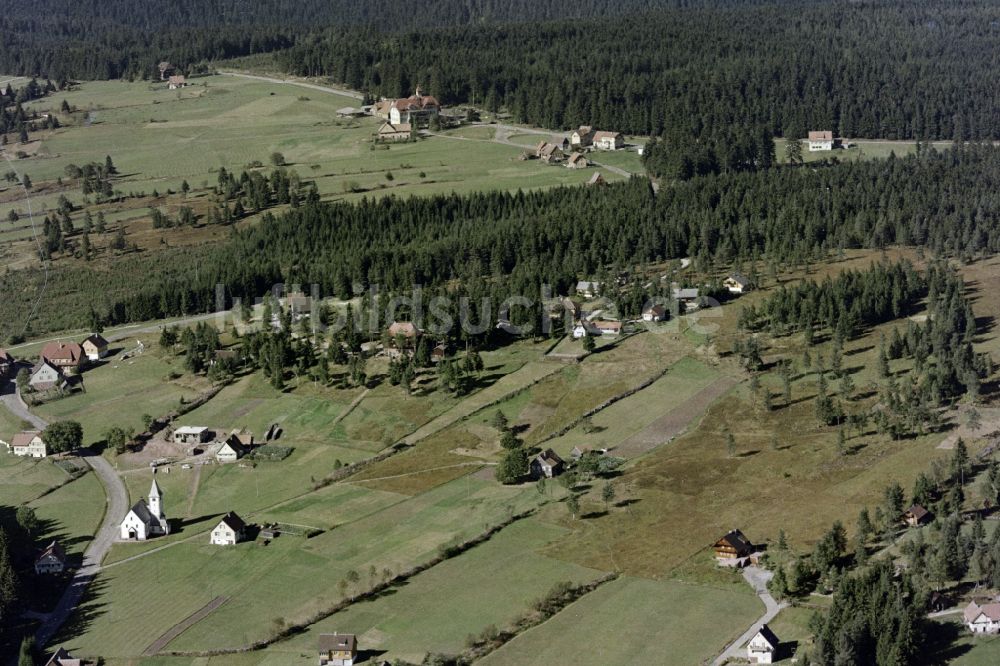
[142,595,230,655]
[329,387,370,427]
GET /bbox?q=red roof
[41,342,83,364]
[393,94,439,112]
[808,130,833,141]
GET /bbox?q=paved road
[1,376,130,648]
[712,565,788,665]
[217,71,363,100]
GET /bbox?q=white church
[120,478,170,540]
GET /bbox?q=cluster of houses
[17,334,110,395]
[373,87,441,142]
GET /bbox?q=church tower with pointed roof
[149,477,164,520]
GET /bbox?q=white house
[724,273,752,294]
[28,360,68,393]
[642,304,667,322]
[43,647,81,666]
[965,601,1000,634]
[210,512,247,546]
[34,541,66,575]
[388,88,440,126]
[120,478,169,541]
[571,125,595,147]
[593,131,624,150]
[217,430,252,463]
[746,624,780,664]
[808,130,834,151]
[81,333,109,362]
[10,431,47,458]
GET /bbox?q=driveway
[1,376,130,648]
[711,565,788,665]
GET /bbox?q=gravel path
[712,565,788,665]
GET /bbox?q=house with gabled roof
[566,152,589,169]
[388,87,440,126]
[586,172,606,187]
[531,449,565,479]
[965,600,1000,633]
[377,122,412,142]
[571,126,595,147]
[642,304,667,322]
[41,341,83,372]
[217,430,252,463]
[318,633,358,666]
[724,273,752,294]
[168,75,187,90]
[81,333,109,362]
[713,529,755,561]
[808,130,834,151]
[210,511,247,545]
[903,504,931,527]
[35,540,66,574]
[29,360,68,393]
[746,624,780,663]
[593,131,624,150]
[10,431,46,458]
[120,478,169,541]
[44,646,84,666]
[535,141,564,164]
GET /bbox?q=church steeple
[149,478,163,519]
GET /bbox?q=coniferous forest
[1,1,999,140]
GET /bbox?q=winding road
[2,375,129,648]
[711,565,788,665]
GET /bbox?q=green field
[0,453,74,505]
[29,469,106,558]
[260,519,604,664]
[772,138,953,164]
[33,345,210,446]
[63,475,545,657]
[0,75,625,233]
[478,575,760,666]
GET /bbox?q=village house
[41,341,83,373]
[566,152,589,169]
[965,600,1000,634]
[672,287,701,310]
[571,125,595,147]
[534,141,564,164]
[808,130,835,151]
[81,333,109,362]
[44,647,84,666]
[903,504,931,527]
[575,281,601,298]
[217,430,253,463]
[746,624,780,664]
[173,426,211,446]
[35,541,66,575]
[431,343,448,363]
[0,348,14,379]
[120,478,169,541]
[586,172,606,187]
[929,591,955,612]
[388,87,440,126]
[642,304,667,322]
[593,131,624,150]
[724,273,752,294]
[713,529,755,562]
[28,360,68,393]
[377,122,413,142]
[168,75,187,90]
[318,633,358,666]
[572,320,622,338]
[210,512,247,546]
[570,446,592,460]
[531,449,565,479]
[10,431,47,458]
[388,321,422,342]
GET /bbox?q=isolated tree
[500,429,520,450]
[42,420,83,453]
[566,494,580,520]
[270,152,285,166]
[726,431,736,457]
[784,137,803,165]
[15,506,38,539]
[601,481,616,511]
[105,425,134,455]
[491,410,508,431]
[496,447,529,484]
[582,332,595,353]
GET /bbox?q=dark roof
[0,348,13,363]
[36,540,66,563]
[318,633,357,652]
[83,333,108,348]
[44,647,80,666]
[714,529,754,551]
[128,499,155,524]
[755,624,779,649]
[219,511,247,532]
[535,448,564,467]
[905,504,929,520]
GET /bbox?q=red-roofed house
[389,87,440,126]
[41,342,83,372]
[10,431,46,458]
[965,600,1000,633]
[808,130,834,151]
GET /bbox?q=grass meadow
[0,453,73,505]
[28,469,106,558]
[478,575,760,666]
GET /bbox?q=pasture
[28,469,106,558]
[0,453,74,505]
[260,519,604,663]
[61,475,544,657]
[478,575,760,666]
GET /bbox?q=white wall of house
[120,512,149,541]
[211,525,239,545]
